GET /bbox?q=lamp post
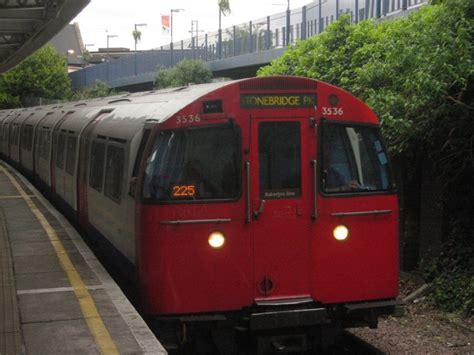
[134,23,147,75]
[106,32,118,62]
[106,32,117,82]
[170,8,184,65]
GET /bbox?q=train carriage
[0,76,399,352]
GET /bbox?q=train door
[77,111,111,228]
[250,117,315,301]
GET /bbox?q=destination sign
[240,94,317,108]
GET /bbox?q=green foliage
[421,218,474,316]
[218,0,231,16]
[0,45,71,108]
[260,0,474,315]
[259,2,473,167]
[154,59,213,89]
[71,80,115,100]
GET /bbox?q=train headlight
[208,231,226,248]
[333,225,349,241]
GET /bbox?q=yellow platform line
[0,166,119,355]
[0,195,36,199]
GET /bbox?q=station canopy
[0,0,89,73]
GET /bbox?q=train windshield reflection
[321,123,393,193]
[143,123,240,202]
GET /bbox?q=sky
[73,0,312,51]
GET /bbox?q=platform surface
[0,162,166,354]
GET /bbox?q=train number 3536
[322,107,344,116]
[176,115,201,125]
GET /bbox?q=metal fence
[70,0,428,89]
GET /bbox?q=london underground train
[0,76,399,352]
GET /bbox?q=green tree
[154,59,213,89]
[70,80,117,100]
[259,0,474,314]
[0,45,71,108]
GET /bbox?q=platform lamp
[66,49,74,71]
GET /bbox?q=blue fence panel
[71,0,428,90]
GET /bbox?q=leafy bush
[71,80,117,100]
[421,218,474,316]
[155,59,212,89]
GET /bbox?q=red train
[0,76,399,352]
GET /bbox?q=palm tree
[132,29,142,51]
[218,0,231,30]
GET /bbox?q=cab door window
[259,121,301,199]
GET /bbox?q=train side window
[65,136,77,175]
[20,126,27,149]
[89,141,106,192]
[56,133,66,169]
[24,126,33,151]
[104,145,125,203]
[39,129,49,160]
[258,122,301,199]
[27,126,34,151]
[132,129,150,178]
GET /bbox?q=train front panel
[135,76,399,319]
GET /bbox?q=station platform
[0,162,166,354]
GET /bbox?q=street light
[106,32,118,62]
[66,49,74,71]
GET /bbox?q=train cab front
[133,76,401,352]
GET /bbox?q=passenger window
[89,141,106,192]
[259,122,301,199]
[65,136,77,175]
[104,145,125,203]
[132,129,150,178]
[56,133,66,169]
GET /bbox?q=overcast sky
[73,0,312,51]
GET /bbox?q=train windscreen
[321,122,392,193]
[143,123,240,202]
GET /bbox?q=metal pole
[355,0,359,23]
[302,6,307,40]
[233,26,237,56]
[266,16,270,50]
[376,0,381,18]
[249,21,253,53]
[286,0,290,46]
[336,0,340,20]
[218,7,222,59]
[318,0,323,33]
